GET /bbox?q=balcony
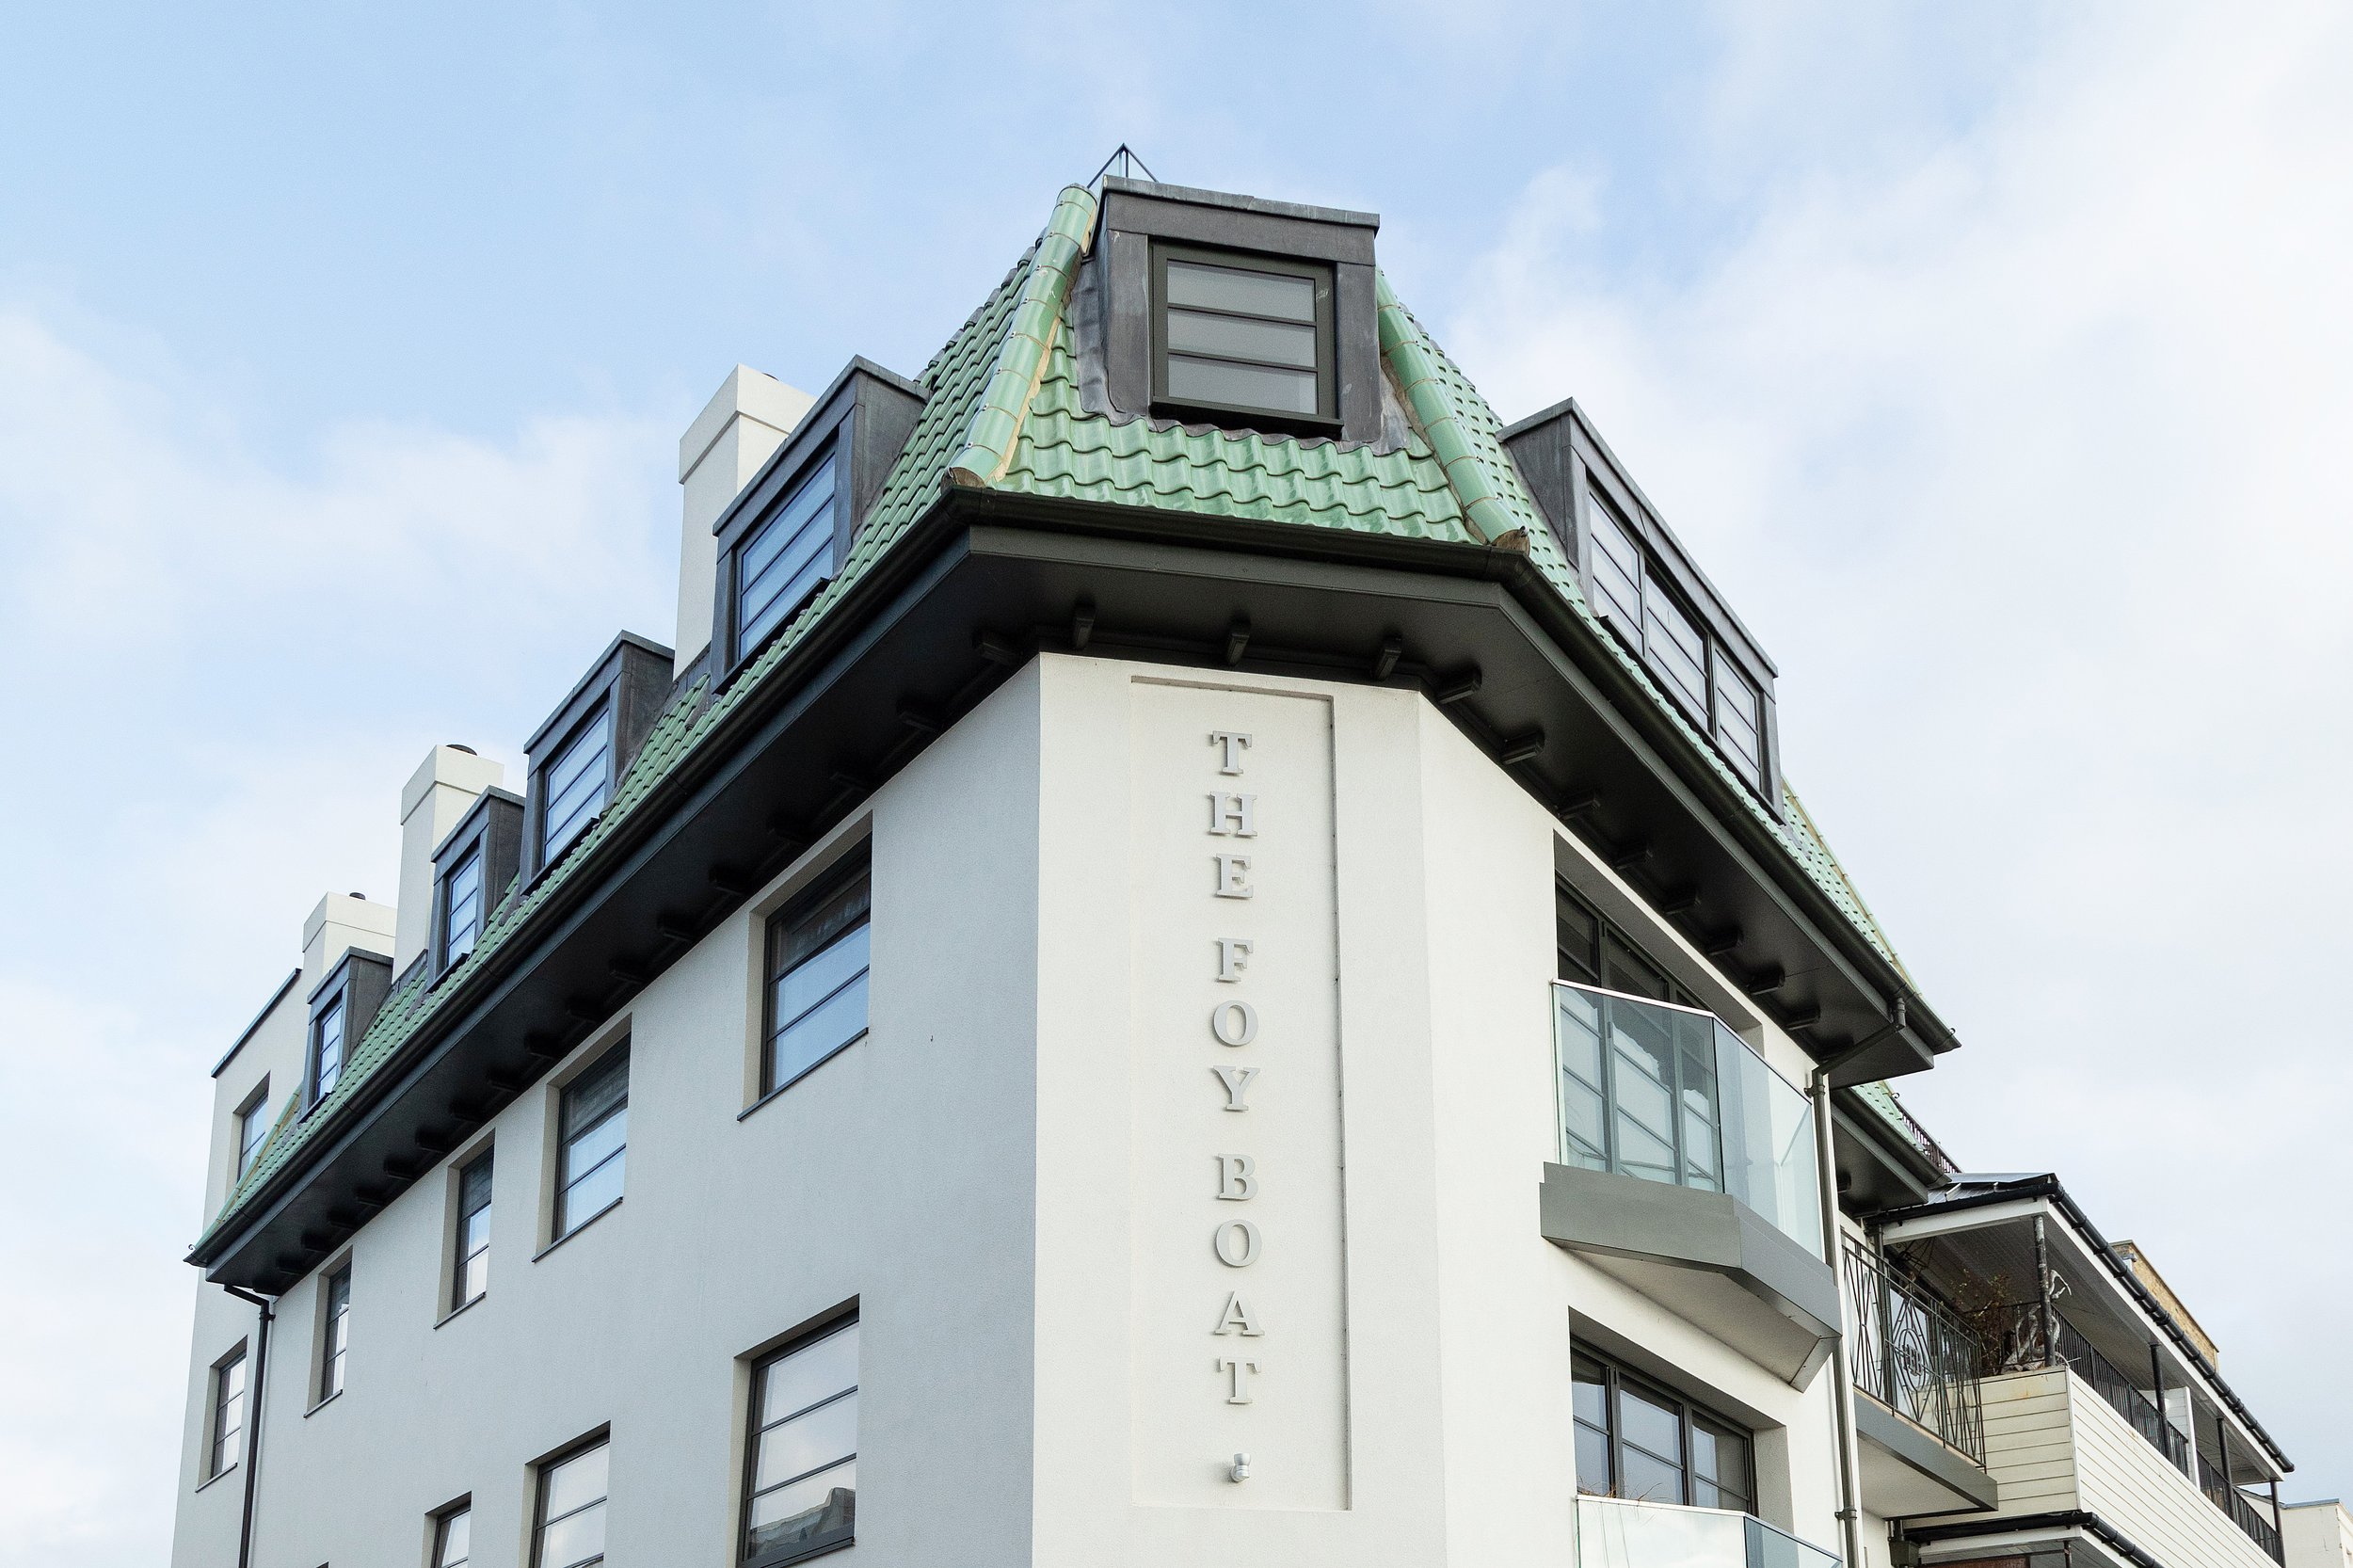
[1840,1240,1997,1515]
[1576,1496,1838,1568]
[1542,983,1839,1385]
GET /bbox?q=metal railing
[1576,1496,1840,1568]
[2200,1451,2284,1563]
[1841,1240,1987,1464]
[2047,1315,2191,1471]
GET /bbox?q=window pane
[1166,355,1319,415]
[1645,591,1708,715]
[747,1458,856,1557]
[1617,1384,1684,1469]
[536,1501,605,1568]
[755,1392,858,1491]
[1587,499,1644,630]
[444,849,484,963]
[1715,665,1764,781]
[560,1147,625,1232]
[1616,1442,1686,1505]
[769,972,869,1089]
[541,711,613,861]
[1575,1423,1612,1494]
[313,1004,345,1098]
[542,1443,609,1522]
[1602,935,1671,1001]
[761,1323,860,1425]
[564,1108,628,1178]
[770,923,871,1036]
[1165,260,1316,321]
[1572,1354,1609,1428]
[1693,1416,1752,1512]
[1165,307,1317,369]
[436,1508,472,1567]
[738,457,838,659]
[1556,891,1601,984]
[562,1048,629,1136]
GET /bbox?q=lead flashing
[1101,175,1379,232]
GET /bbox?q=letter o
[1213,1220,1262,1268]
[1209,1000,1258,1048]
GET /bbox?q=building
[169,175,2316,1568]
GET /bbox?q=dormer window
[441,846,484,968]
[735,452,838,663]
[539,707,612,867]
[1153,248,1334,424]
[234,1080,272,1177]
[310,1000,346,1104]
[1713,664,1765,789]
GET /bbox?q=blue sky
[5,4,2350,1561]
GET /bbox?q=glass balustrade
[1576,1496,1840,1568]
[1554,982,1824,1260]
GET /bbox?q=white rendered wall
[2285,1501,2353,1568]
[392,745,506,972]
[674,367,814,674]
[174,654,1850,1567]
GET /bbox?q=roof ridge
[1375,272,1519,544]
[945,184,1097,488]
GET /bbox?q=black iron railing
[1842,1240,1987,1464]
[2046,1315,2191,1471]
[2200,1451,2284,1562]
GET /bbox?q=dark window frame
[428,786,524,982]
[554,1043,630,1240]
[531,1430,611,1568]
[1148,241,1339,434]
[760,855,873,1100]
[207,1343,248,1480]
[308,999,346,1108]
[233,1078,272,1179]
[728,441,842,670]
[520,632,676,883]
[741,1312,859,1568]
[431,1497,474,1568]
[1573,1348,1755,1512]
[1556,879,1700,1009]
[536,702,615,871]
[316,1261,351,1403]
[302,947,393,1112]
[452,1149,493,1311]
[440,843,487,970]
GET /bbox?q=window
[744,1320,858,1565]
[555,1046,628,1238]
[310,1000,346,1106]
[533,1438,608,1568]
[1714,664,1764,786]
[1556,882,1697,1008]
[540,708,613,866]
[433,1504,472,1568]
[1585,485,1772,792]
[318,1264,351,1401]
[736,454,838,663]
[453,1151,493,1309]
[208,1349,248,1479]
[762,866,872,1096]
[1153,248,1335,424]
[1574,1351,1753,1512]
[441,845,485,968]
[234,1080,272,1178]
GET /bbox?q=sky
[2,1,2348,1560]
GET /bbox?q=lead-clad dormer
[426,785,523,981]
[520,631,676,880]
[1088,177,1385,444]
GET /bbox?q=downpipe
[222,1285,275,1568]
[1811,998,1904,1568]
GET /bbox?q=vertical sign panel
[1129,678,1349,1509]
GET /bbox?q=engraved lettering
[1215,936,1254,983]
[1207,792,1257,837]
[1217,1355,1259,1403]
[1213,853,1254,899]
[1211,1064,1259,1111]
[1213,1293,1265,1336]
[1209,1000,1258,1048]
[1212,1220,1261,1268]
[1209,730,1253,775]
[1216,1154,1257,1201]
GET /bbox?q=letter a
[1213,1291,1265,1336]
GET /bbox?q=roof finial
[1087,143,1160,187]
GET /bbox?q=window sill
[533,1196,622,1262]
[1148,396,1342,440]
[434,1292,488,1331]
[193,1462,239,1496]
[303,1389,342,1419]
[738,1032,868,1123]
[747,1528,854,1568]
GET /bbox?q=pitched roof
[200,180,1923,1249]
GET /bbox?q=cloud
[1448,0,2353,1486]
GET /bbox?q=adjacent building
[171,175,2317,1568]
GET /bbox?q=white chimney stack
[303,892,397,981]
[675,366,815,675]
[392,744,507,973]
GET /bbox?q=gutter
[1876,1174,2291,1472]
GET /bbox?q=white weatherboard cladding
[1128,680,1349,1509]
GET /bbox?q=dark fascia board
[189,484,1957,1288]
[210,968,304,1079]
[1903,1511,2165,1568]
[1501,396,1781,683]
[1853,1392,1999,1512]
[521,630,677,760]
[1100,175,1379,242]
[1876,1174,2291,1472]
[1832,1090,1950,1213]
